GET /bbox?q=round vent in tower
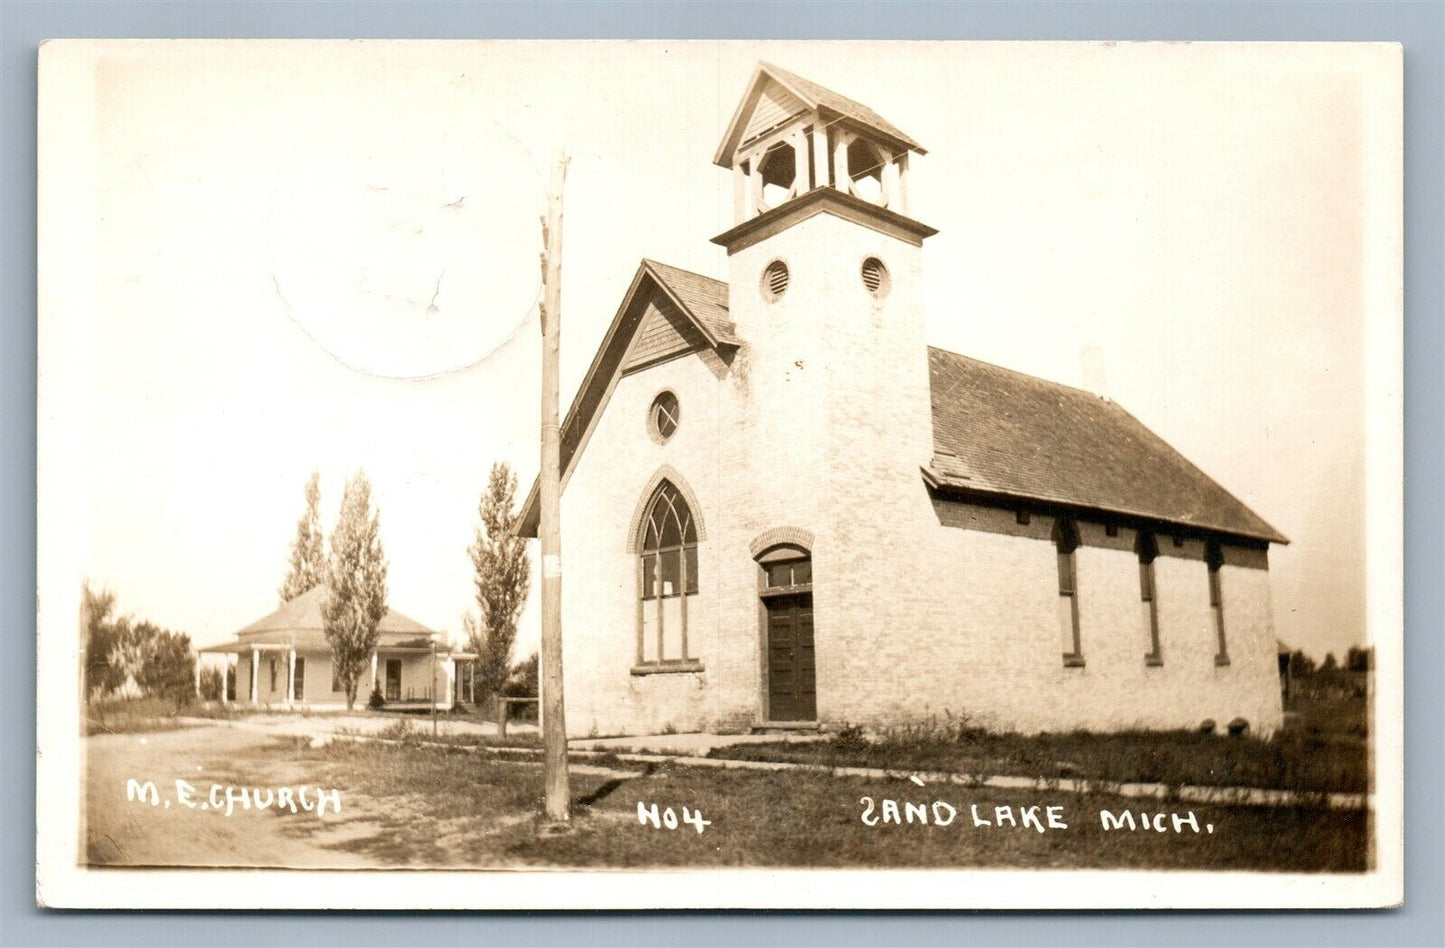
[861,257,890,298]
[761,260,790,302]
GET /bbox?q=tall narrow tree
[322,471,389,709]
[466,462,531,703]
[280,470,326,602]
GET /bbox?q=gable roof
[517,261,736,536]
[713,62,925,169]
[924,347,1288,545]
[235,584,438,640]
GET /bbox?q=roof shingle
[926,347,1287,544]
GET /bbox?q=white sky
[48,40,1395,661]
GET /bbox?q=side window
[1207,541,1230,665]
[1054,519,1084,666]
[1137,532,1162,665]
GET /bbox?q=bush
[503,652,539,698]
[199,667,224,702]
[830,722,869,753]
[368,686,386,710]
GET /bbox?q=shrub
[503,652,539,698]
[199,667,224,702]
[1198,719,1217,735]
[830,722,869,753]
[368,686,386,710]
[1227,717,1250,737]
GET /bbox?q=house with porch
[199,585,472,710]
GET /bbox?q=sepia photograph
[35,39,1402,910]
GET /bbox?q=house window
[1054,519,1084,666]
[638,481,698,666]
[1137,532,1162,665]
[1207,541,1230,665]
[293,656,305,700]
[649,391,680,443]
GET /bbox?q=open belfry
[519,62,1286,739]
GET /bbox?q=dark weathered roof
[640,259,737,344]
[925,347,1287,544]
[713,62,924,168]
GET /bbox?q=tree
[1288,649,1316,678]
[1346,646,1373,673]
[505,652,539,698]
[322,471,389,710]
[82,582,123,698]
[199,666,225,702]
[465,462,531,703]
[280,470,326,602]
[1321,651,1339,672]
[134,622,196,703]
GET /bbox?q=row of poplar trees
[279,464,529,710]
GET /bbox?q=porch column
[370,652,378,694]
[287,648,296,709]
[221,656,230,706]
[249,648,258,704]
[194,657,202,700]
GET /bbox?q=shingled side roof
[925,347,1287,544]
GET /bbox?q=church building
[518,63,1287,739]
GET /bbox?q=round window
[761,259,790,302]
[649,391,680,442]
[861,257,890,298]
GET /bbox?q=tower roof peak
[713,62,925,170]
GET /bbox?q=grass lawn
[296,738,1368,871]
[700,725,1367,795]
[83,696,243,736]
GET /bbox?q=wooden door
[766,594,816,721]
[385,659,402,701]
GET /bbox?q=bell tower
[709,64,942,726]
[713,61,924,224]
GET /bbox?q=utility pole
[539,152,571,825]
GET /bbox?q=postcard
[36,39,1402,909]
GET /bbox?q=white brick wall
[553,207,1284,739]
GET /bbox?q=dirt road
[85,725,389,868]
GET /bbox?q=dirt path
[85,725,399,868]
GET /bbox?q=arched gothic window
[638,481,698,666]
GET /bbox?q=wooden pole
[539,152,571,824]
[431,639,438,737]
